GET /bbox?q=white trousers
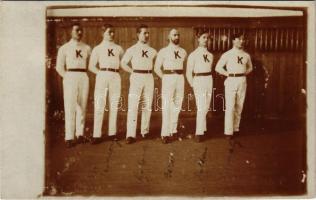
[161,74,184,137]
[93,71,121,138]
[193,75,213,136]
[224,77,247,135]
[63,72,89,140]
[126,73,154,138]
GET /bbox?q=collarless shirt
[187,46,213,73]
[121,41,157,70]
[219,47,251,74]
[56,39,91,70]
[90,40,124,69]
[156,43,187,70]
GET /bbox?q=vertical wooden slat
[280,29,284,50]
[259,29,263,50]
[254,28,258,50]
[264,29,268,51]
[228,28,231,49]
[275,29,278,51]
[222,28,226,50]
[285,28,289,50]
[295,29,299,51]
[270,29,274,51]
[290,28,295,51]
[217,28,221,51]
[213,27,216,51]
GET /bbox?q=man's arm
[56,46,66,78]
[88,47,99,74]
[186,54,194,87]
[120,49,133,73]
[119,46,125,60]
[245,55,253,75]
[154,51,163,79]
[215,55,228,76]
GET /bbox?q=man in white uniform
[186,28,213,143]
[154,29,187,144]
[121,24,157,144]
[56,23,91,148]
[215,33,253,139]
[89,24,124,144]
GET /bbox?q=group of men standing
[56,23,253,148]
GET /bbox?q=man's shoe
[126,137,136,144]
[233,130,240,135]
[195,135,203,143]
[173,132,183,141]
[226,135,234,140]
[77,136,85,144]
[162,136,169,144]
[65,140,75,148]
[91,137,102,145]
[108,135,118,141]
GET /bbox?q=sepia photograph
[1,1,315,198]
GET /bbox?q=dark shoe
[195,135,203,143]
[65,140,75,148]
[161,136,169,144]
[226,135,234,140]
[91,137,102,145]
[77,136,85,144]
[126,137,136,144]
[108,135,118,141]
[172,132,183,141]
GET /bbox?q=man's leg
[63,73,77,141]
[76,74,89,138]
[233,79,247,132]
[161,75,175,137]
[140,75,154,136]
[224,78,237,136]
[108,74,121,137]
[126,74,142,139]
[170,75,184,134]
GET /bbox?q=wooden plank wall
[46,17,306,121]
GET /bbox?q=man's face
[103,27,114,41]
[169,29,180,45]
[198,33,209,47]
[138,28,149,43]
[71,25,83,41]
[233,35,245,49]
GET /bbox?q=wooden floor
[44,117,306,197]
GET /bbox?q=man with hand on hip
[154,28,187,144]
[121,24,157,144]
[89,24,124,144]
[186,28,214,143]
[56,23,91,148]
[215,32,253,140]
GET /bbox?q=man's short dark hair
[195,27,209,38]
[102,24,114,32]
[136,24,148,34]
[231,32,244,41]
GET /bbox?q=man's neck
[233,46,242,51]
[71,38,80,43]
[169,42,179,47]
[103,39,113,43]
[198,45,207,49]
[138,41,148,45]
